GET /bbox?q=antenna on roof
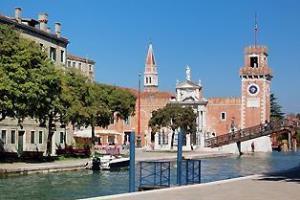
[254,13,258,47]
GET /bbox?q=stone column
[168,132,172,149]
[154,132,159,150]
[186,134,191,151]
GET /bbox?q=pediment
[176,80,200,89]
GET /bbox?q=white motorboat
[100,155,129,170]
[86,155,129,170]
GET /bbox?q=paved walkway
[82,167,300,200]
[0,158,90,175]
[135,149,231,161]
[0,149,230,175]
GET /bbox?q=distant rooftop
[0,8,68,45]
[67,54,95,64]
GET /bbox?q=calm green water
[0,151,300,200]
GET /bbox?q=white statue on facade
[186,65,191,81]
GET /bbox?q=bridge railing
[205,120,293,148]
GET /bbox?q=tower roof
[145,43,156,65]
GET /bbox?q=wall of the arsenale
[206,97,241,136]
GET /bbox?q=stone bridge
[205,121,298,154]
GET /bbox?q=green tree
[0,24,137,155]
[270,93,284,121]
[33,68,65,156]
[0,24,66,155]
[0,25,55,122]
[108,88,136,119]
[61,71,136,150]
[149,104,197,148]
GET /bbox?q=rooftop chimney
[38,13,48,31]
[55,22,61,37]
[15,7,22,23]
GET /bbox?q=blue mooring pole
[177,129,183,185]
[129,131,135,192]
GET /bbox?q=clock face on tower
[248,84,259,96]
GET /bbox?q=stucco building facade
[0,8,95,155]
[67,54,95,81]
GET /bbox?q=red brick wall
[94,91,172,146]
[206,97,241,136]
[132,92,173,146]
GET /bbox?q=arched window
[149,77,152,84]
[250,56,259,68]
[146,77,148,84]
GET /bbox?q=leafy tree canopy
[0,24,58,126]
[0,24,137,154]
[149,103,197,147]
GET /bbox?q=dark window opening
[60,132,64,144]
[151,132,155,142]
[250,56,258,68]
[108,136,115,145]
[11,130,15,144]
[50,47,56,61]
[221,112,226,120]
[60,50,64,63]
[1,130,6,144]
[39,131,43,144]
[30,131,35,144]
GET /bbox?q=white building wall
[212,136,272,154]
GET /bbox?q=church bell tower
[144,43,158,92]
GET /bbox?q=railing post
[129,131,135,192]
[199,160,201,183]
[177,129,183,185]
[168,162,171,186]
[139,162,142,187]
[186,159,188,184]
[154,162,157,185]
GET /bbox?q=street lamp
[137,73,142,148]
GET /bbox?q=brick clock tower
[144,43,158,92]
[240,46,272,129]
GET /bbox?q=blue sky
[1,0,300,113]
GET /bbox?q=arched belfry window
[149,77,152,84]
[250,56,259,68]
[146,77,148,84]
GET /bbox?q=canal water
[0,151,299,200]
